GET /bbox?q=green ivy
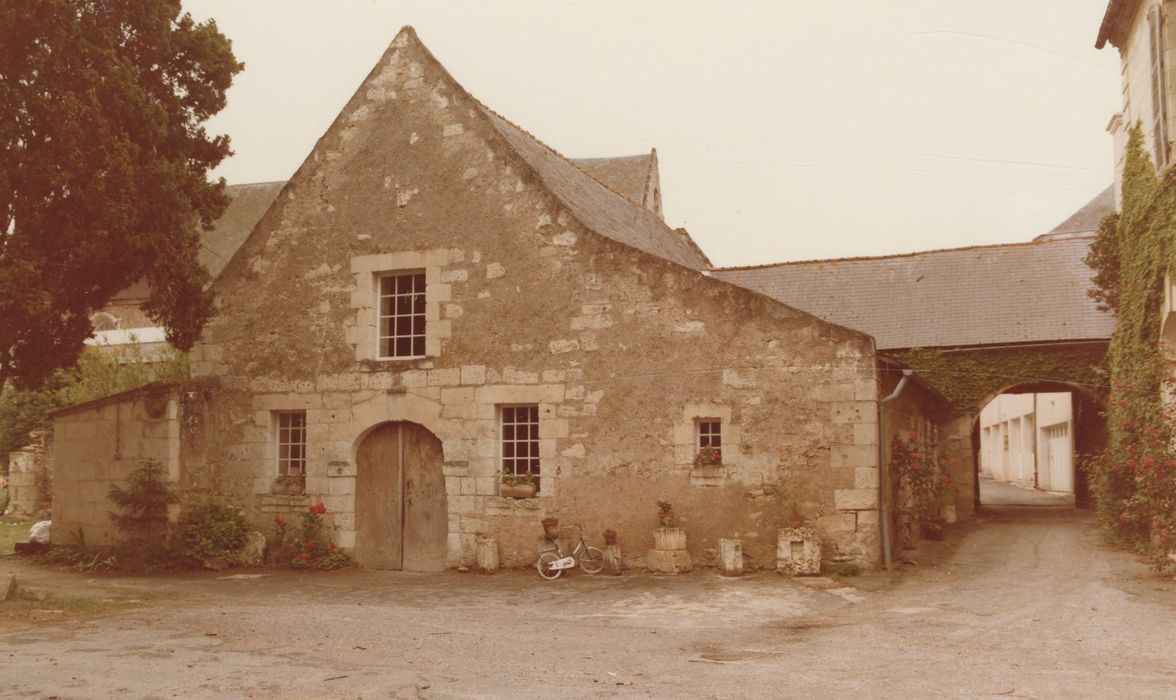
[894,345,1107,418]
[1085,123,1176,567]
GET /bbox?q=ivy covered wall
[1083,123,1176,567]
[894,345,1108,418]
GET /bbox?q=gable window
[276,411,307,476]
[501,405,540,486]
[1150,5,1170,167]
[377,270,426,358]
[696,419,722,462]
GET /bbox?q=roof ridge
[476,101,658,211]
[712,234,1098,272]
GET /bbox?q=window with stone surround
[500,405,540,485]
[377,270,426,359]
[275,411,307,476]
[696,419,722,462]
[1150,5,1170,167]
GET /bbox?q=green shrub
[177,501,249,566]
[106,459,179,570]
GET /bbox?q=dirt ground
[1,505,1174,699]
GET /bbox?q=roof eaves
[1096,0,1143,49]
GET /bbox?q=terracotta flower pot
[541,518,559,540]
[657,510,674,527]
[603,529,618,546]
[786,513,805,528]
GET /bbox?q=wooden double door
[355,422,447,571]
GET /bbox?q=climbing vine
[894,345,1106,418]
[1085,124,1176,568]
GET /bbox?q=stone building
[51,27,950,571]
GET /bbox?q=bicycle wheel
[578,546,604,574]
[536,551,563,580]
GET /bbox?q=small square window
[377,270,426,359]
[696,419,722,462]
[276,411,307,476]
[501,404,540,490]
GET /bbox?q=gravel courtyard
[1,505,1174,699]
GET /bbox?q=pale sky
[185,0,1121,268]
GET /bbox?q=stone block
[1,575,17,602]
[830,445,878,469]
[654,527,687,551]
[777,527,821,576]
[646,548,693,574]
[603,545,623,575]
[834,488,877,511]
[719,539,743,576]
[854,467,879,489]
[476,538,499,574]
[460,365,486,385]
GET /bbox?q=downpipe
[878,369,913,573]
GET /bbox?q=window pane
[503,425,514,440]
[503,406,515,422]
[380,276,395,295]
[396,295,412,315]
[412,337,425,356]
[412,316,426,334]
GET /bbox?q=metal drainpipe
[878,369,913,573]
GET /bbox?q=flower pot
[541,518,559,540]
[499,482,536,499]
[603,529,618,546]
[657,511,674,527]
[786,513,805,528]
[920,517,946,541]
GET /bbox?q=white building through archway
[979,392,1074,495]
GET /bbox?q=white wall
[978,392,1074,494]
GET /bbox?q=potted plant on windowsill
[272,474,305,496]
[692,446,722,470]
[499,472,537,499]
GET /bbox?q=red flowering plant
[891,432,949,522]
[693,445,722,469]
[1092,352,1176,570]
[285,502,350,571]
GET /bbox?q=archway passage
[355,422,448,571]
[971,382,1105,510]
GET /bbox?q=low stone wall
[51,386,182,546]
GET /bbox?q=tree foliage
[0,0,242,391]
[0,343,189,458]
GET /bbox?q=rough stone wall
[189,29,883,569]
[50,389,182,545]
[6,432,51,517]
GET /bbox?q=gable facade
[46,28,961,572]
[173,28,898,569]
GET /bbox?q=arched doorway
[355,422,448,571]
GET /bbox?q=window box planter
[272,474,305,496]
[499,482,537,499]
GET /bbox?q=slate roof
[197,181,285,279]
[110,181,284,302]
[711,236,1115,350]
[475,106,709,270]
[570,154,652,208]
[1043,186,1114,236]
